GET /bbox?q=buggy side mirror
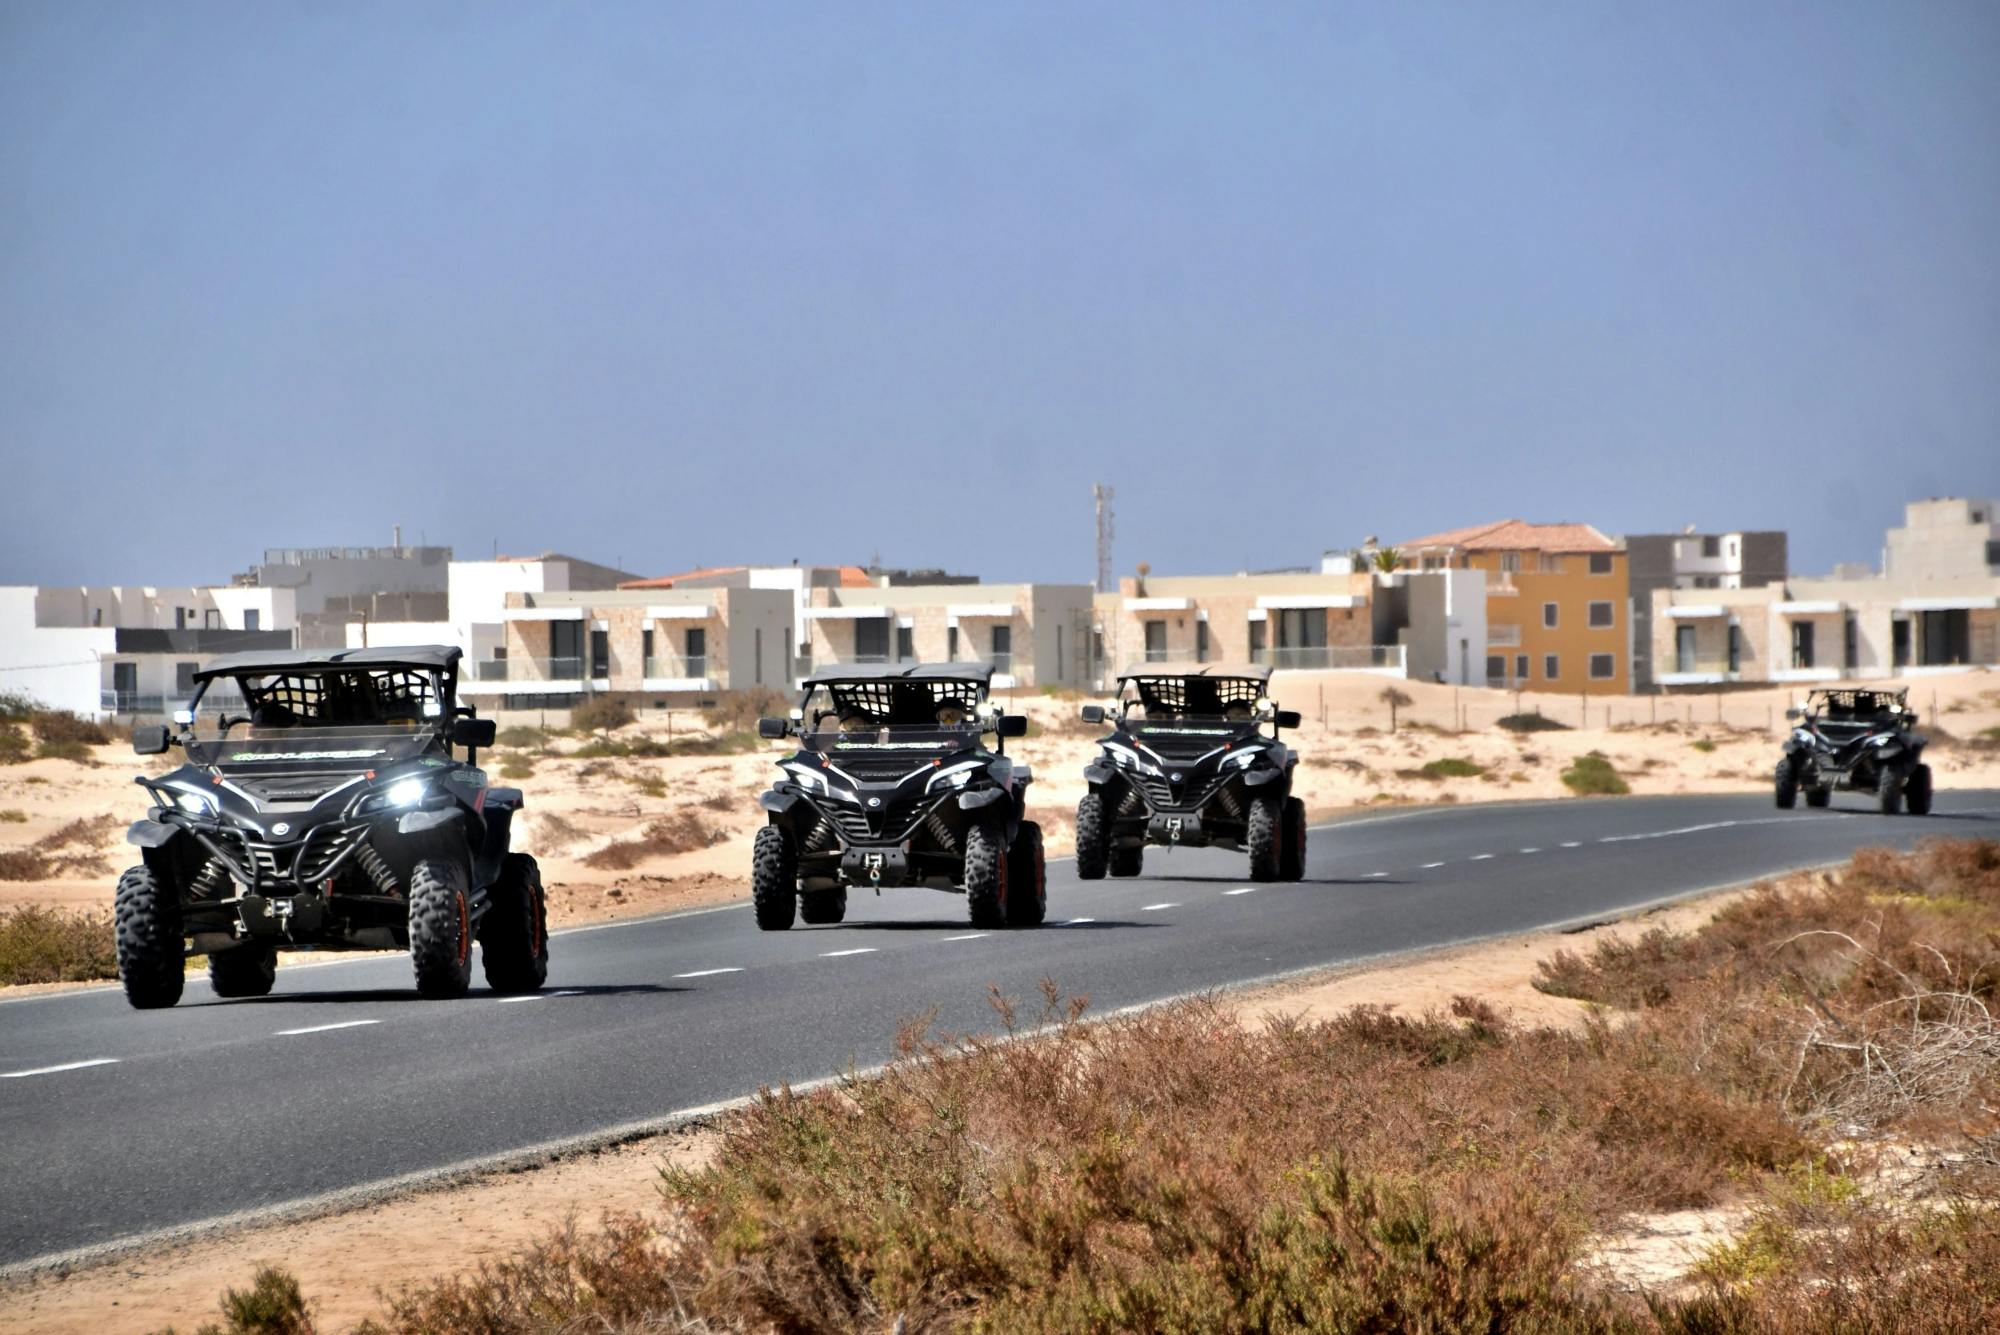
[132,724,171,755]
[1784,708,1802,722]
[995,714,1029,739]
[1079,704,1105,725]
[1273,710,1303,730]
[758,717,791,740]
[450,717,496,748]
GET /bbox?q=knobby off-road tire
[1108,843,1144,878]
[1074,792,1110,881]
[1904,764,1932,816]
[965,821,1010,929]
[1279,796,1307,882]
[1774,757,1799,810]
[1247,795,1282,882]
[408,857,475,999]
[115,864,184,1009]
[751,825,798,931]
[1879,769,1906,816]
[800,887,847,925]
[1006,821,1047,927]
[207,944,276,999]
[1805,786,1832,809]
[480,852,549,994]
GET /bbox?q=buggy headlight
[1227,749,1260,769]
[385,779,429,807]
[174,789,216,815]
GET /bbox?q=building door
[1727,625,1742,674]
[550,621,583,678]
[590,628,610,680]
[990,624,1012,672]
[1275,608,1327,668]
[684,627,707,675]
[896,625,914,662]
[1920,610,1970,666]
[1790,621,1814,670]
[1892,619,1911,669]
[1675,625,1696,673]
[112,662,138,711]
[1143,620,1168,663]
[1844,616,1857,670]
[853,617,889,663]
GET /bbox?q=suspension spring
[354,841,400,896]
[804,817,840,853]
[923,809,958,853]
[189,856,231,900]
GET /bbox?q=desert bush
[1496,712,1569,733]
[150,1265,317,1335]
[582,811,727,869]
[0,722,29,764]
[1418,756,1484,779]
[1561,751,1629,795]
[0,905,119,984]
[33,737,93,763]
[32,710,114,746]
[1689,738,1717,753]
[705,686,789,732]
[496,756,534,780]
[569,695,634,735]
[0,808,24,822]
[0,691,36,721]
[0,815,118,880]
[492,726,549,751]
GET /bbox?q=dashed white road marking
[1062,917,1096,926]
[1139,902,1179,911]
[673,968,744,979]
[821,947,877,957]
[1,1058,120,1079]
[1421,861,1446,869]
[941,932,988,942]
[275,1020,379,1036]
[1368,871,1390,878]
[495,988,586,1003]
[1519,847,1541,854]
[1224,887,1258,896]
[1560,841,1582,848]
[1470,853,1495,861]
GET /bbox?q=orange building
[1396,521,1630,694]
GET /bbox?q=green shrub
[0,691,36,722]
[1561,751,1629,795]
[1419,757,1485,779]
[1689,738,1717,753]
[1496,712,1569,733]
[0,906,118,984]
[0,723,29,765]
[151,1265,317,1335]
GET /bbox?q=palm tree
[1371,547,1403,573]
[1379,685,1413,733]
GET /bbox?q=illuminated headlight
[1227,749,1260,769]
[173,789,215,815]
[385,779,428,807]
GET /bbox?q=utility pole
[1093,483,1116,593]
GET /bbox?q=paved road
[4,790,1996,1269]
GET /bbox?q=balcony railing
[1252,645,1407,672]
[469,656,585,682]
[1487,625,1522,647]
[1664,653,1742,679]
[644,655,708,680]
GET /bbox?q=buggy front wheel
[1904,764,1933,816]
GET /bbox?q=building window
[947,625,959,660]
[244,609,260,631]
[1844,615,1857,670]
[1588,553,1613,575]
[855,617,889,662]
[1542,602,1558,629]
[1499,553,1521,574]
[1485,655,1505,685]
[1055,624,1064,674]
[684,626,707,675]
[1588,601,1614,628]
[1514,654,1528,682]
[1542,555,1564,574]
[1676,625,1697,673]
[897,625,914,662]
[550,621,583,678]
[642,628,654,669]
[175,661,197,694]
[1588,653,1616,680]
[590,628,610,679]
[1543,653,1559,680]
[1196,620,1209,663]
[991,624,1012,671]
[174,606,186,630]
[92,607,103,627]
[1701,535,1720,557]
[1790,621,1815,670]
[1248,619,1266,663]
[1727,625,1741,673]
[1143,620,1168,663]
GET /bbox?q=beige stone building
[458,585,794,707]
[1652,498,2000,689]
[1098,569,1399,679]
[802,582,1096,690]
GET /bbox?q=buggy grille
[818,794,933,846]
[242,827,369,887]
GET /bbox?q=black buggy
[1075,664,1306,882]
[1777,686,1933,816]
[117,646,548,1008]
[751,663,1045,929]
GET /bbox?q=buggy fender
[958,787,1008,813]
[1242,767,1286,788]
[482,786,524,813]
[760,789,804,817]
[398,806,466,837]
[126,818,179,849]
[1084,762,1117,786]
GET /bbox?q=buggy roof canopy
[800,661,995,687]
[1807,686,1907,704]
[194,645,463,681]
[1117,663,1271,684]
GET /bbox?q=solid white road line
[1139,902,1179,911]
[673,968,744,978]
[821,947,877,957]
[1224,887,1258,896]
[941,932,988,942]
[1,1058,120,1079]
[274,1020,379,1036]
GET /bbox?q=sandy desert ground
[4,669,1999,935]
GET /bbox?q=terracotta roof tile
[1396,520,1618,554]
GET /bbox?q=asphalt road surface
[4,790,1996,1270]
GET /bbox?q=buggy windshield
[802,676,988,742]
[1806,689,1907,721]
[185,724,439,770]
[181,666,449,767]
[1120,675,1268,721]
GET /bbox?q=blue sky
[3,1,1996,587]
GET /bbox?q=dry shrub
[0,905,118,983]
[0,814,119,880]
[583,812,726,869]
[1497,712,1569,733]
[704,687,789,732]
[0,722,29,764]
[570,695,635,735]
[33,710,114,746]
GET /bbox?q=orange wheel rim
[455,890,471,965]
